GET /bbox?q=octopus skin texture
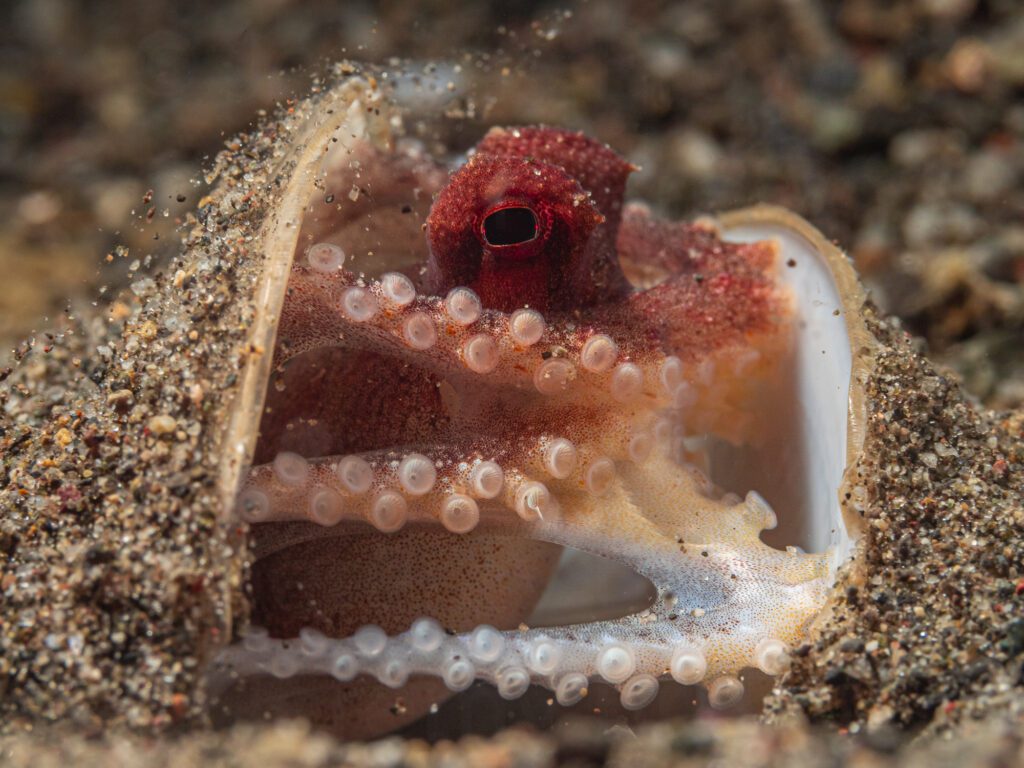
[217,125,835,730]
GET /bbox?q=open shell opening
[208,72,872,739]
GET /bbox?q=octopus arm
[225,118,841,723]
[225,442,831,710]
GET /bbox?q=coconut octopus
[214,88,865,735]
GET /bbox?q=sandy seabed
[1,1,1022,764]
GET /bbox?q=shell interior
[718,215,857,565]
[207,78,867,737]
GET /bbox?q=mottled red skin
[259,123,783,548]
[423,156,601,313]
[261,123,782,504]
[424,127,634,313]
[620,207,782,361]
[247,127,782,737]
[273,126,779,369]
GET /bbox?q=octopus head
[425,127,634,313]
[213,91,864,738]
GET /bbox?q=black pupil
[483,207,538,246]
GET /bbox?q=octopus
[4,67,1022,747]
[215,114,850,733]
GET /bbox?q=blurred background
[1,0,1022,405]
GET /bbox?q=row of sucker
[235,426,831,701]
[215,619,794,711]
[276,264,765,413]
[233,239,831,710]
[237,401,732,533]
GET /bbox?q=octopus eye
[482,206,539,247]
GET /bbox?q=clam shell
[1,66,1020,741]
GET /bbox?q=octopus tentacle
[221,620,757,711]
[228,123,841,723]
[239,253,809,700]
[278,264,784,427]
[224,438,828,710]
[232,420,830,705]
[276,284,671,426]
